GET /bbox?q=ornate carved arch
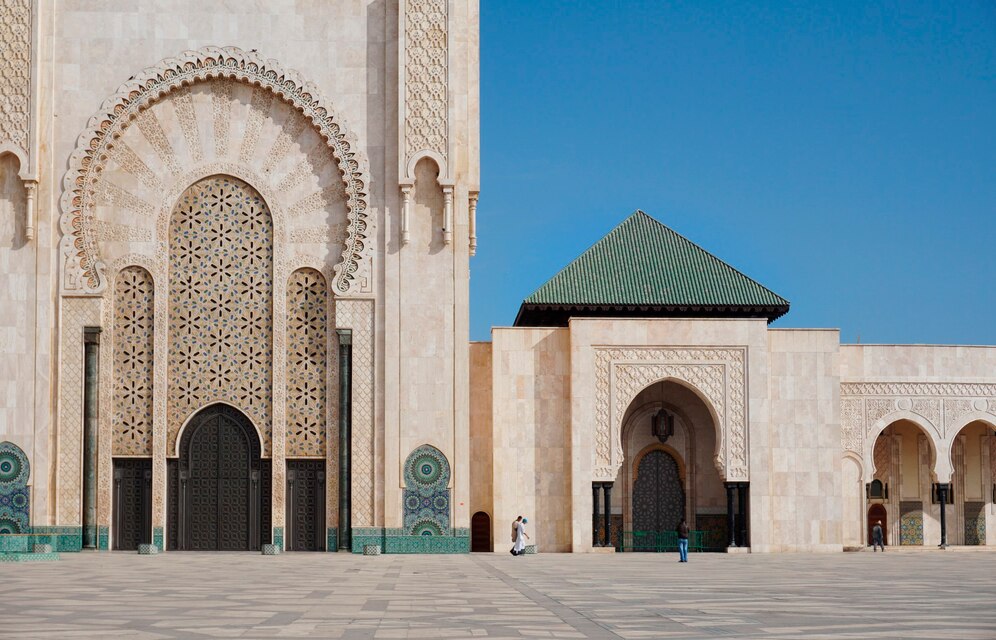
[59,46,371,296]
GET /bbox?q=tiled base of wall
[153,527,164,551]
[0,552,60,562]
[1,527,82,552]
[272,526,284,551]
[326,528,338,552]
[98,526,109,550]
[351,528,470,554]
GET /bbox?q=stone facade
[0,1,994,556]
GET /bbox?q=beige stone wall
[764,329,842,552]
[491,328,572,552]
[567,318,769,551]
[468,341,493,532]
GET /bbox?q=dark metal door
[113,458,151,550]
[286,459,325,551]
[179,405,261,550]
[632,449,685,533]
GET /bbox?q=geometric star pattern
[112,266,155,456]
[167,176,273,454]
[286,268,327,457]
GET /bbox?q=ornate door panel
[632,449,685,533]
[179,405,261,550]
[113,458,151,550]
[286,460,325,551]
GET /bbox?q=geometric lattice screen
[403,445,451,536]
[167,175,274,454]
[286,268,328,457]
[113,266,155,456]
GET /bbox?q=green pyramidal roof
[514,211,789,326]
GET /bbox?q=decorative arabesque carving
[595,348,748,482]
[286,269,328,457]
[335,299,374,526]
[59,46,371,296]
[404,0,448,165]
[0,0,31,153]
[112,267,155,456]
[167,176,273,455]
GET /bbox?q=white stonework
[1,1,994,556]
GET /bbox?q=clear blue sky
[472,1,995,344]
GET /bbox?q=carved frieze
[404,0,448,169]
[59,46,372,296]
[595,347,748,482]
[0,0,31,154]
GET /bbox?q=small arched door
[867,504,887,546]
[179,405,262,550]
[471,511,492,552]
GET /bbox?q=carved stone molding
[402,0,449,177]
[0,0,31,158]
[840,381,996,482]
[59,46,371,296]
[594,347,748,482]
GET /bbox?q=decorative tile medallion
[402,445,451,536]
[0,442,29,534]
[113,267,155,455]
[167,176,273,455]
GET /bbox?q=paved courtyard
[0,551,994,639]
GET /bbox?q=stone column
[336,329,353,551]
[603,482,613,548]
[82,327,101,549]
[937,483,949,548]
[592,483,601,547]
[725,482,737,548]
[737,483,749,547]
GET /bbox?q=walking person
[511,515,530,556]
[872,520,885,552]
[677,518,689,562]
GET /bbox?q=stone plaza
[1,551,994,638]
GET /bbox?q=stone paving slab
[0,551,993,638]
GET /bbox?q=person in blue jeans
[677,518,689,562]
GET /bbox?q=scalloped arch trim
[59,46,371,296]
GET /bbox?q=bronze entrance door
[632,449,686,534]
[178,405,262,550]
[113,458,152,550]
[285,459,326,551]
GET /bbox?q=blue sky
[471,1,995,344]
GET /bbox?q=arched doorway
[632,448,686,533]
[867,504,887,546]
[178,404,262,550]
[471,511,492,552]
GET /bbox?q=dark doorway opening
[113,458,151,550]
[286,459,326,551]
[471,511,492,552]
[172,404,262,550]
[632,449,686,533]
[868,503,887,546]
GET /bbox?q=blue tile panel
[0,442,30,534]
[402,445,451,536]
[153,527,164,551]
[97,525,109,550]
[326,527,338,552]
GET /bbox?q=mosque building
[1,1,994,556]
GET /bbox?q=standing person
[510,516,522,555]
[872,520,885,552]
[677,518,689,562]
[513,516,530,556]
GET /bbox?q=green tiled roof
[515,210,789,325]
